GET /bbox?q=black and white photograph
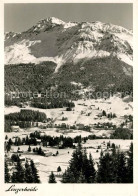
[3,2,134,186]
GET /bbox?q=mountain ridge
[5,17,133,70]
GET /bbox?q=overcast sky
[4,3,133,32]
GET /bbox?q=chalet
[41,124,47,129]
[38,122,43,127]
[22,133,27,136]
[11,126,20,132]
[76,123,85,130]
[43,150,52,157]
[20,103,26,108]
[70,125,76,129]
[47,123,54,128]
[36,139,42,145]
[17,102,26,108]
[89,124,95,128]
[120,116,125,119]
[34,122,38,127]
[61,123,66,128]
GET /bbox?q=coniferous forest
[61,143,133,183]
[5,143,133,183]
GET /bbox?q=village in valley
[5,94,133,183]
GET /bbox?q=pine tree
[62,170,69,183]
[6,142,11,152]
[116,152,127,183]
[30,160,40,183]
[61,168,76,183]
[16,159,25,183]
[68,143,83,181]
[25,161,34,183]
[17,137,22,146]
[77,170,86,183]
[110,147,118,182]
[48,172,57,183]
[96,152,115,183]
[62,144,96,183]
[81,149,91,182]
[14,138,18,146]
[28,145,31,152]
[8,138,13,145]
[25,135,29,145]
[87,153,96,182]
[126,142,133,183]
[5,162,10,183]
[102,110,106,116]
[57,166,62,172]
[66,168,76,183]
[38,147,42,155]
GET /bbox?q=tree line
[31,100,75,110]
[110,128,133,139]
[5,109,47,132]
[5,159,40,183]
[5,109,47,122]
[49,143,133,183]
[5,133,111,153]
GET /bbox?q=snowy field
[5,96,133,127]
[10,139,132,183]
[5,128,105,140]
[5,96,133,182]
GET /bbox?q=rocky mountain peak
[4,18,133,68]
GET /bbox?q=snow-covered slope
[5,17,133,70]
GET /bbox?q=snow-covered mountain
[5,17,133,71]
